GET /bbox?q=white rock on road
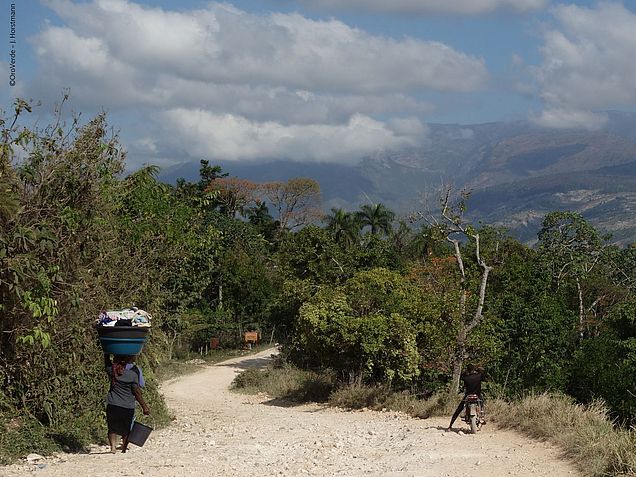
[2,348,580,476]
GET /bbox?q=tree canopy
[2,100,636,464]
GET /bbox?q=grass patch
[0,414,60,465]
[329,384,455,419]
[232,364,335,403]
[488,393,636,477]
[154,360,202,383]
[0,408,109,465]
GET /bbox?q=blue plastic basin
[98,337,147,355]
[97,326,150,356]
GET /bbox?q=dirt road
[4,348,579,476]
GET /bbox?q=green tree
[277,225,356,285]
[324,207,360,247]
[569,299,636,423]
[488,243,578,394]
[356,203,395,236]
[294,268,421,385]
[215,217,282,341]
[246,201,279,242]
[538,211,607,340]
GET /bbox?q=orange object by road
[244,331,259,344]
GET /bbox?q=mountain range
[159,111,636,245]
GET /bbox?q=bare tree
[262,178,321,231]
[412,187,493,394]
[206,177,259,218]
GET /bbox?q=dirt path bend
[4,349,579,477]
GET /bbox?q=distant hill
[159,111,636,245]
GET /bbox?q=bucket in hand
[128,420,153,447]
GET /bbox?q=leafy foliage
[356,203,395,236]
[294,268,422,386]
[3,97,636,465]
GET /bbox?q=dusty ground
[4,348,580,476]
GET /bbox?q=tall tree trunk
[448,238,467,396]
[168,331,178,361]
[450,330,467,396]
[448,233,492,395]
[576,278,584,341]
[419,188,495,397]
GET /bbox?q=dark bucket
[128,421,153,447]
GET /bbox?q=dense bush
[293,268,422,385]
[568,299,636,423]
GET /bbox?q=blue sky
[2,0,636,167]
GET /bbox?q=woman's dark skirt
[106,404,135,436]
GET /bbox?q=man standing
[447,364,485,431]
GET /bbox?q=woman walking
[104,354,150,453]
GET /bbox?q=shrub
[232,365,335,403]
[329,384,393,409]
[293,268,421,386]
[329,385,455,419]
[0,414,63,465]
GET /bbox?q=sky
[3,0,636,168]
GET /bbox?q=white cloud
[531,108,608,130]
[131,137,158,155]
[39,0,487,94]
[511,53,524,67]
[296,0,548,15]
[161,109,423,163]
[387,117,429,137]
[534,3,636,129]
[30,0,489,163]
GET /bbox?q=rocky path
[4,348,580,476]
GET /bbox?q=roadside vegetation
[2,99,636,475]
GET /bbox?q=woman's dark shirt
[106,367,139,409]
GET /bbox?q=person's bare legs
[108,432,118,453]
[121,435,129,453]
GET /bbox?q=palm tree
[408,225,439,260]
[246,201,279,240]
[356,203,395,236]
[246,201,274,226]
[324,207,360,246]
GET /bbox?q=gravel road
[3,348,580,476]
